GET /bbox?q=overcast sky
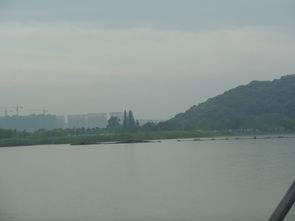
[1,0,294,119]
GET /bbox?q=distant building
[87,113,107,128]
[67,113,108,129]
[109,112,124,124]
[55,116,66,129]
[67,114,88,128]
[0,114,58,131]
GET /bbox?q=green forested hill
[167,74,295,131]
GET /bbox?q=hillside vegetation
[166,74,295,131]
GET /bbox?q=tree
[128,110,135,127]
[136,120,140,127]
[107,117,121,130]
[123,110,128,128]
[0,128,13,139]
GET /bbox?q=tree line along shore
[2,75,295,147]
[0,127,294,147]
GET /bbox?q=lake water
[0,138,294,221]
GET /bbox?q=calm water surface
[0,138,294,221]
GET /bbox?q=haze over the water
[1,0,294,119]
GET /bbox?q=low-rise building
[87,113,108,128]
[67,114,88,128]
[67,113,108,129]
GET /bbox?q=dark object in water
[116,139,151,144]
[71,139,155,145]
[71,141,100,145]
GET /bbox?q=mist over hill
[165,74,295,131]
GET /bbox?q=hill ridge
[166,74,295,131]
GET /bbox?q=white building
[55,116,66,129]
[67,113,108,128]
[87,113,107,128]
[67,114,88,128]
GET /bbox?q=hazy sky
[1,0,295,119]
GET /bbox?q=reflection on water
[0,138,294,221]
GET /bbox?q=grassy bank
[0,130,239,147]
[0,130,293,147]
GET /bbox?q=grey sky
[0,0,295,119]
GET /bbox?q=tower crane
[0,107,14,116]
[15,105,23,116]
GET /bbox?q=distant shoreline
[0,130,294,148]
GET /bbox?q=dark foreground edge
[269,180,295,221]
